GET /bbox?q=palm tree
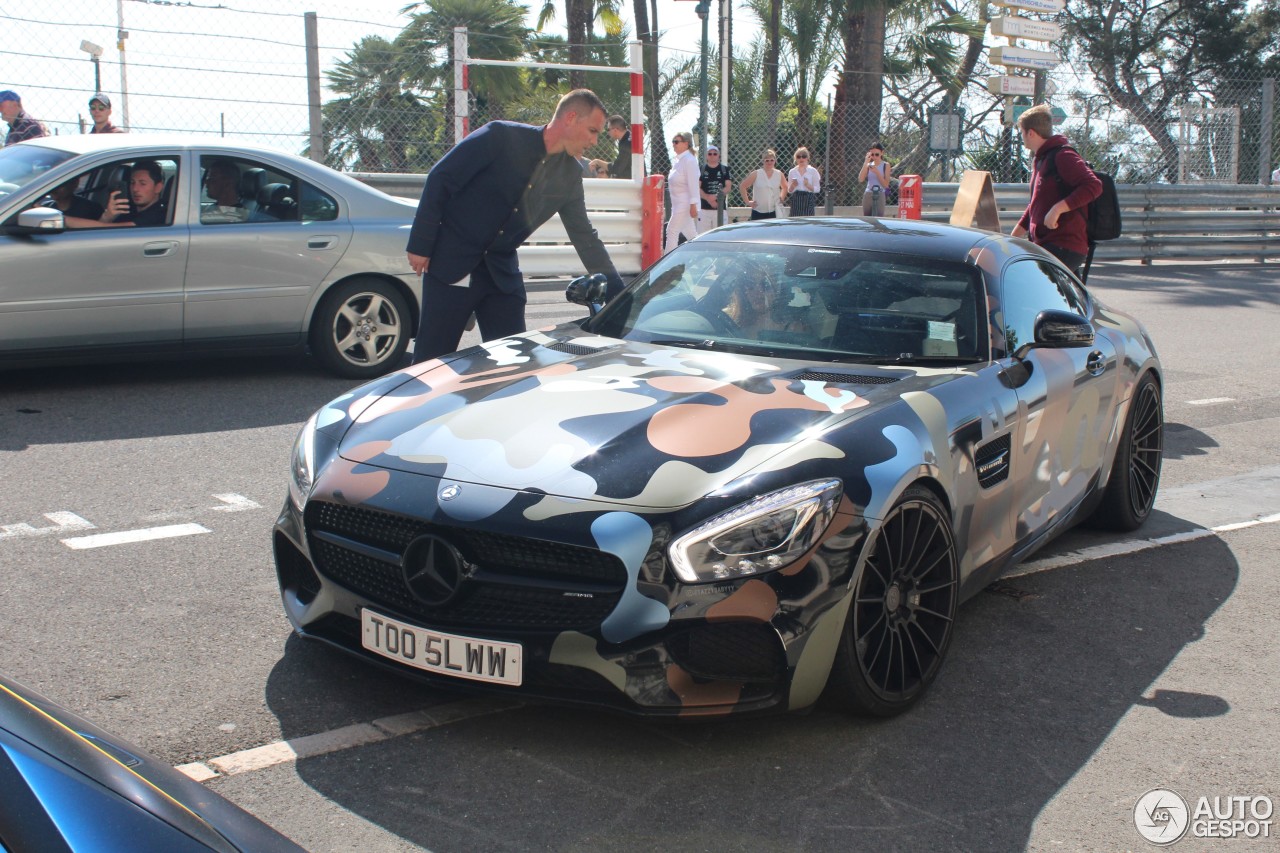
[322,36,434,171]
[536,0,625,88]
[398,0,530,143]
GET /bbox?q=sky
[0,0,741,152]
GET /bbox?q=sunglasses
[870,153,881,158]
[796,155,809,159]
[89,104,108,110]
[672,138,685,144]
[764,158,776,162]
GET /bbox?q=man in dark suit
[406,89,625,363]
[590,115,632,179]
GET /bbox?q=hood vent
[791,370,901,385]
[548,341,610,356]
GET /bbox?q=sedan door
[0,158,188,355]
[997,258,1118,547]
[181,154,352,345]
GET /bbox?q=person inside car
[48,176,103,220]
[200,158,250,223]
[64,160,169,228]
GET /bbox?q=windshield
[0,144,76,202]
[586,242,988,364]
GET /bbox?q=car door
[181,153,353,345]
[997,258,1118,547]
[0,156,188,354]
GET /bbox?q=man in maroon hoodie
[1012,104,1101,279]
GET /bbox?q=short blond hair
[794,147,811,163]
[1018,103,1054,139]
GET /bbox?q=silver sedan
[0,135,421,378]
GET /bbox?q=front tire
[825,486,959,717]
[309,278,411,379]
[1088,372,1163,531]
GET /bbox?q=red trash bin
[897,174,922,220]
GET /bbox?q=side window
[59,157,178,229]
[299,182,338,222]
[997,260,1081,356]
[198,156,301,225]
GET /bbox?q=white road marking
[1186,397,1234,405]
[175,698,519,781]
[61,523,210,550]
[0,512,95,540]
[211,493,262,512]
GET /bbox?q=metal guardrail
[917,182,1280,263]
[356,172,1280,275]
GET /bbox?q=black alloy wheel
[1088,372,1164,531]
[826,485,959,717]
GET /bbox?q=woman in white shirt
[665,132,700,252]
[738,148,788,220]
[786,146,821,216]
[858,143,893,216]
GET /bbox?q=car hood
[332,331,961,509]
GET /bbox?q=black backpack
[1042,146,1122,242]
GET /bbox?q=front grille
[665,623,785,684]
[305,501,628,631]
[791,370,901,385]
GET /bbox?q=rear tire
[825,486,959,717]
[309,278,410,379]
[1088,372,1163,531]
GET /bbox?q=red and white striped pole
[453,27,469,142]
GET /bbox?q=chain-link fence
[4,1,1278,198]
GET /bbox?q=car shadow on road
[261,534,1238,852]
[0,355,359,451]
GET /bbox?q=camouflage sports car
[273,218,1163,718]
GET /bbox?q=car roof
[693,216,1006,262]
[18,133,303,160]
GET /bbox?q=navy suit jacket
[406,121,623,296]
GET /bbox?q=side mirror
[10,206,65,234]
[1013,309,1093,360]
[565,273,609,316]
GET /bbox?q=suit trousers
[412,263,527,363]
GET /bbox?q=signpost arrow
[990,45,1061,71]
[990,15,1062,41]
[993,0,1065,12]
[988,75,1036,96]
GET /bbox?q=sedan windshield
[586,242,988,364]
[0,145,76,202]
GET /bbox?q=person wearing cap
[1,90,48,146]
[698,144,733,231]
[88,93,124,134]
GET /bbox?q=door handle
[307,236,338,250]
[142,241,178,257]
[1086,350,1106,375]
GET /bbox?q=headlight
[669,479,843,583]
[288,412,319,511]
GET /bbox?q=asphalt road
[0,260,1276,852]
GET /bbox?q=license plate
[361,609,522,687]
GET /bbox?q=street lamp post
[695,0,710,154]
[79,40,103,92]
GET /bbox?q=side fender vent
[975,433,1012,488]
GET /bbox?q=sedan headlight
[669,479,843,583]
[288,412,319,511]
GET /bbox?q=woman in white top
[738,148,788,220]
[665,131,701,252]
[786,146,821,217]
[858,143,893,216]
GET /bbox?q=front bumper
[273,489,866,718]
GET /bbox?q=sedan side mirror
[565,273,609,316]
[1013,309,1093,360]
[9,206,65,234]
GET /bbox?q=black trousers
[412,263,527,363]
[1043,242,1087,280]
